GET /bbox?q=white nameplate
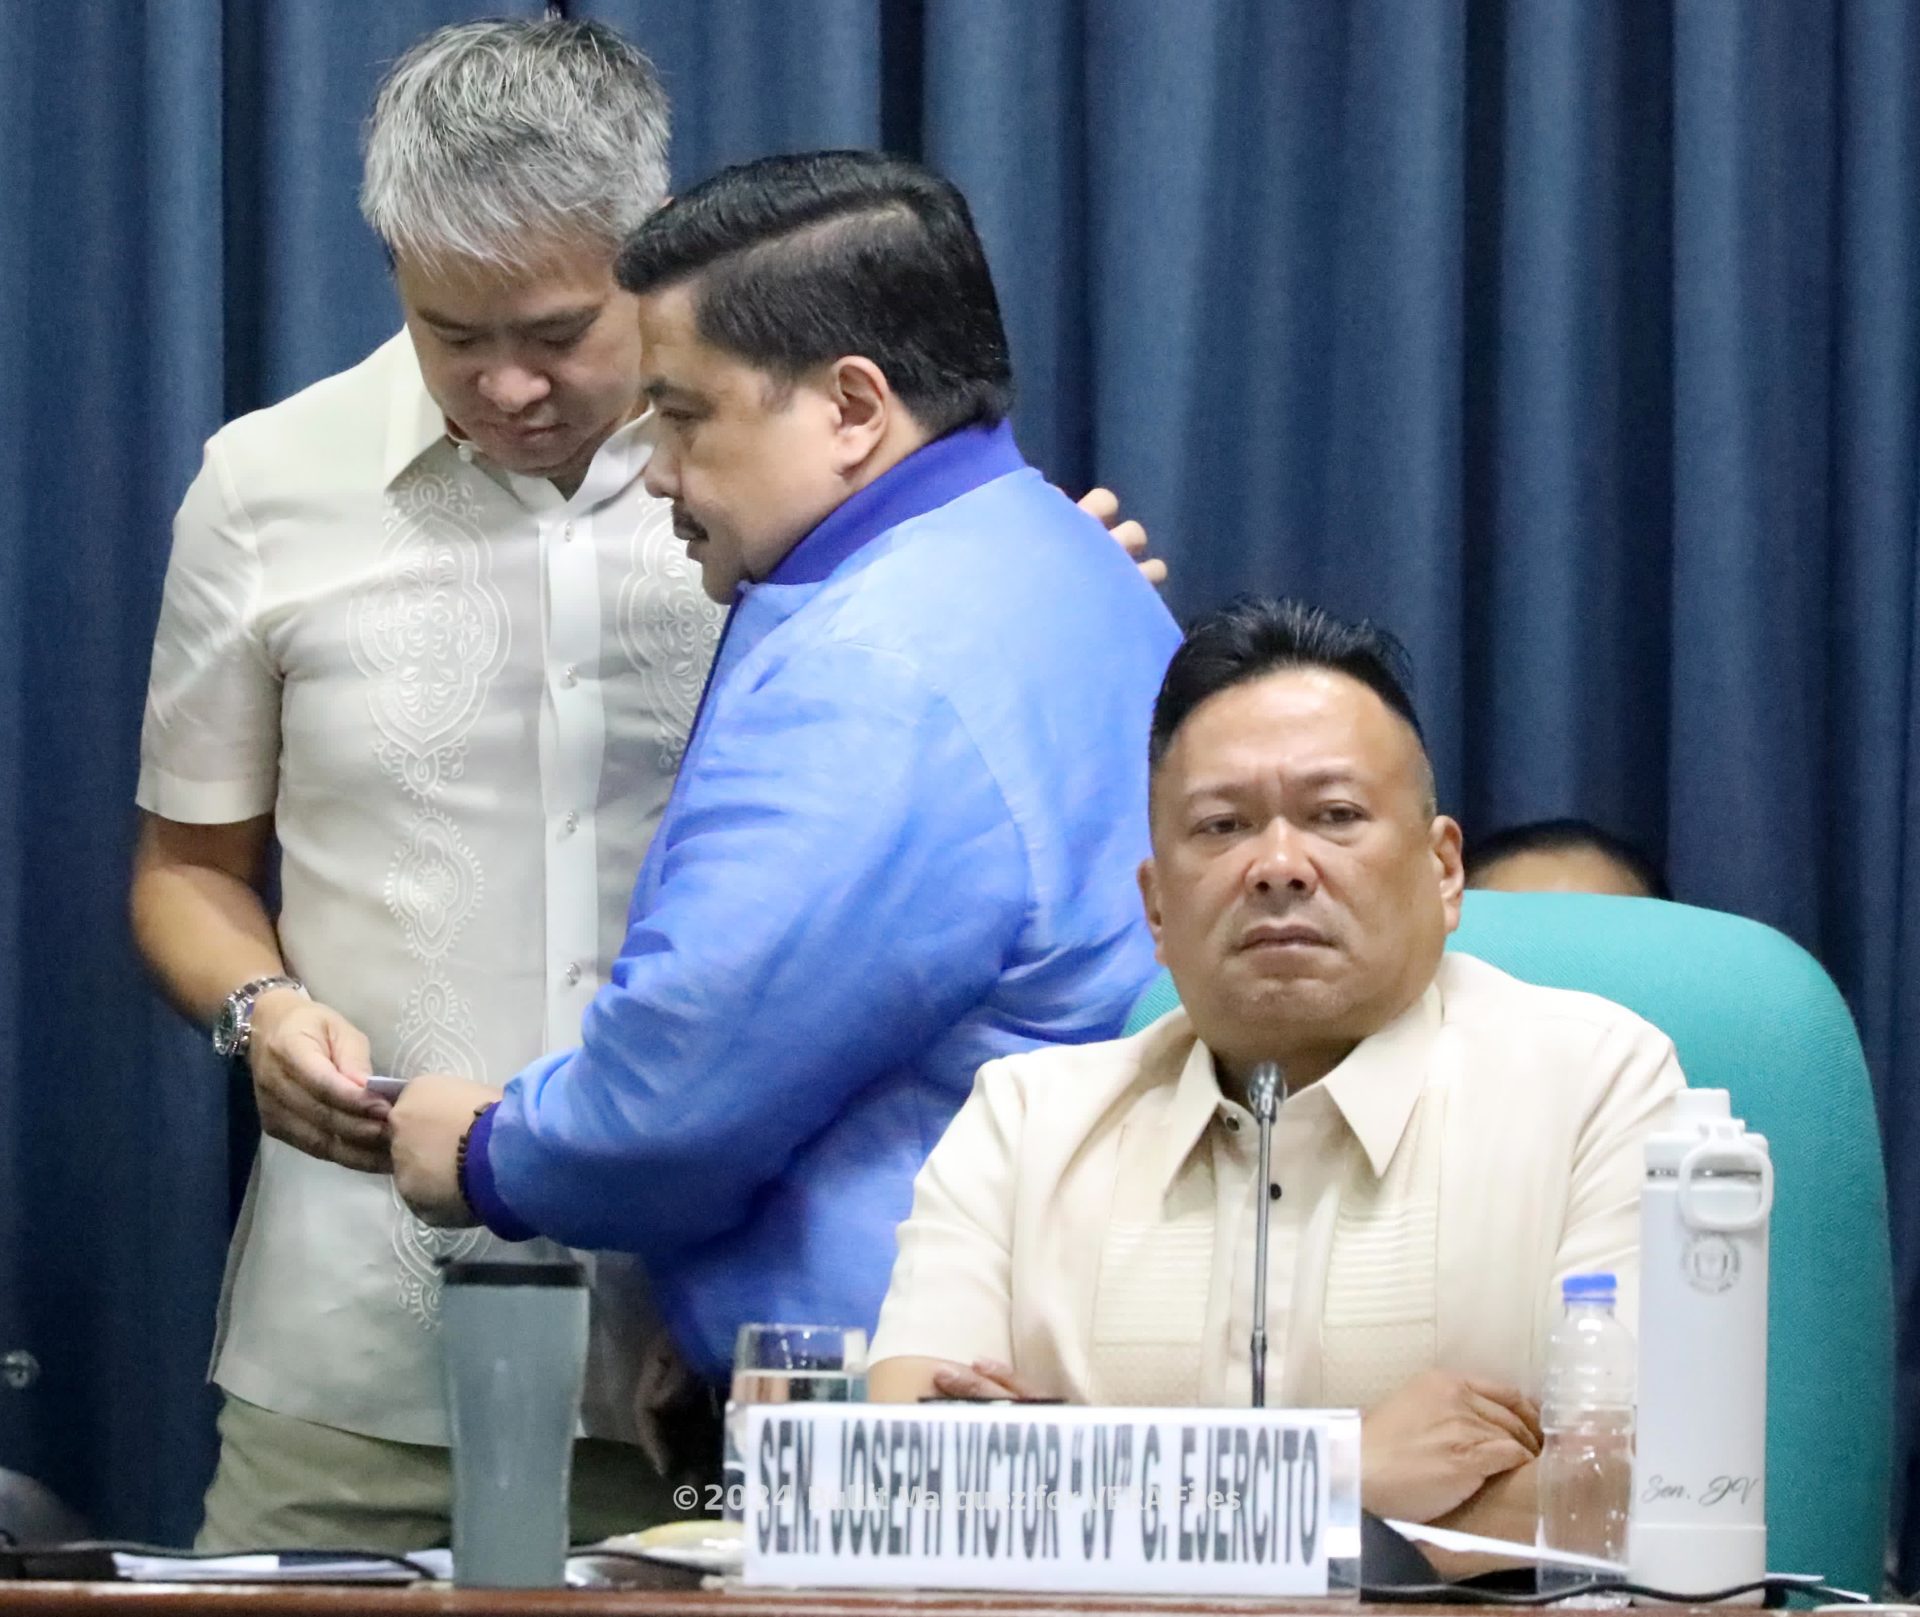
[742,1404,1358,1596]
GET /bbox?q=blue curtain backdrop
[0,0,1913,1575]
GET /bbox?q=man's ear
[1432,815,1466,934]
[826,356,893,470]
[1137,857,1168,963]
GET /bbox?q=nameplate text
[741,1403,1353,1596]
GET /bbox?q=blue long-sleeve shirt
[468,421,1181,1375]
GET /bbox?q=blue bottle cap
[1562,1272,1617,1301]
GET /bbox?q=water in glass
[722,1325,866,1521]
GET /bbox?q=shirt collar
[1153,969,1446,1193]
[1155,1029,1233,1194]
[378,329,654,502]
[674,417,1024,780]
[383,333,447,487]
[759,418,1025,589]
[498,413,654,512]
[1318,976,1445,1177]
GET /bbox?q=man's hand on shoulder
[1360,1369,1542,1524]
[390,1073,505,1228]
[1076,486,1167,586]
[248,989,391,1173]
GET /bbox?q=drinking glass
[722,1323,867,1520]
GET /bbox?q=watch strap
[215,974,306,1059]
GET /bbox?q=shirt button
[456,443,475,463]
[563,962,582,986]
[562,521,576,541]
[561,664,578,688]
[1269,1183,1283,1202]
[563,810,579,834]
[1222,1114,1240,1134]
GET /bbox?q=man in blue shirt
[392,150,1180,1377]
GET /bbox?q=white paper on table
[111,1553,422,1584]
[110,1549,637,1589]
[1385,1520,1628,1574]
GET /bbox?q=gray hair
[360,18,671,273]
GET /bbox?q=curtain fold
[1,0,1913,1574]
[0,1,233,1543]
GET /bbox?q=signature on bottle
[1639,1474,1760,1507]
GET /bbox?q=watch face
[212,1002,241,1059]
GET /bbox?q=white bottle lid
[1674,1088,1732,1126]
[1644,1087,1770,1174]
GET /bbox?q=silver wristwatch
[212,974,306,1060]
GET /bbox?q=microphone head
[1248,1061,1282,1121]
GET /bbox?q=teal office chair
[1124,890,1894,1594]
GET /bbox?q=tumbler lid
[1644,1087,1765,1175]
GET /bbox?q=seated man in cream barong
[869,597,1687,1543]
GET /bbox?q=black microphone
[1247,1061,1282,1408]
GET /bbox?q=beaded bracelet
[453,1102,493,1221]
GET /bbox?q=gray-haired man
[132,20,713,1551]
[132,18,1152,1552]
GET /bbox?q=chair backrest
[1122,890,1894,1594]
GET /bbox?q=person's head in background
[1465,818,1669,900]
[618,150,1015,603]
[358,19,670,493]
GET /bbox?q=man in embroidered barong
[129,21,1157,1554]
[865,598,1688,1550]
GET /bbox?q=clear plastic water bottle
[1537,1272,1636,1606]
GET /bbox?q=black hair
[1464,818,1670,900]
[1149,596,1426,772]
[615,150,1013,436]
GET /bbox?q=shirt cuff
[134,762,278,824]
[462,1104,539,1243]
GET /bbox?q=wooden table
[0,1588,1715,1617]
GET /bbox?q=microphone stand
[1247,1061,1282,1408]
